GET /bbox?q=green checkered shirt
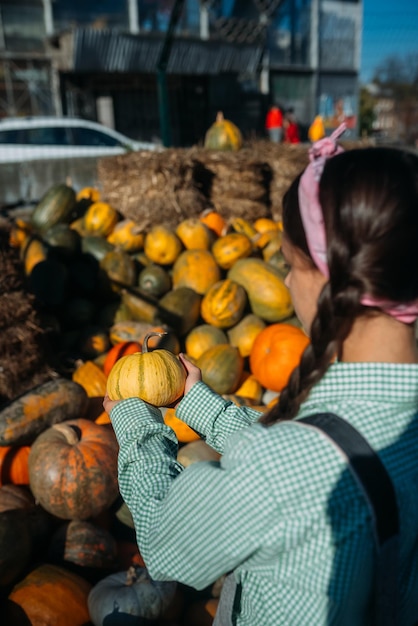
[110,362,418,625]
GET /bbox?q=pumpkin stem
[142,331,167,354]
[125,565,149,585]
[125,565,138,585]
[52,422,80,445]
[216,111,224,123]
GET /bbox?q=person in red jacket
[283,108,301,144]
[265,105,283,142]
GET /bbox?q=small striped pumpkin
[106,333,186,406]
[83,202,119,237]
[211,232,253,270]
[201,279,247,329]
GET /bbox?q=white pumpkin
[88,565,177,625]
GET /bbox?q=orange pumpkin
[76,186,101,203]
[199,209,227,237]
[72,360,108,398]
[235,373,264,403]
[95,410,111,425]
[22,236,48,275]
[163,408,200,443]
[229,217,257,239]
[0,445,30,486]
[172,249,221,295]
[175,218,214,250]
[253,217,280,234]
[28,419,119,520]
[78,325,111,360]
[8,563,92,626]
[201,279,247,329]
[103,341,142,376]
[144,225,183,265]
[211,232,253,270]
[9,217,32,249]
[185,324,228,361]
[107,219,145,252]
[83,201,119,237]
[249,323,310,392]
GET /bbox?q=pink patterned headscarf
[298,123,418,324]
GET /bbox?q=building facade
[0,0,362,145]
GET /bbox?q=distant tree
[372,52,418,145]
[373,52,418,85]
[359,87,375,137]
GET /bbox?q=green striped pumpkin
[31,184,76,233]
[106,332,186,406]
[201,278,247,328]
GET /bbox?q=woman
[104,127,418,625]
[283,108,301,144]
[265,105,284,143]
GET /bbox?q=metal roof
[72,28,264,75]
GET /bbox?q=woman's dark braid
[259,283,336,424]
[260,249,363,425]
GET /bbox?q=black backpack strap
[299,412,399,625]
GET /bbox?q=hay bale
[97,150,210,230]
[95,147,270,226]
[0,218,55,405]
[97,139,376,227]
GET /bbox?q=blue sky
[360,0,418,82]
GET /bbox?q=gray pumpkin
[88,565,177,626]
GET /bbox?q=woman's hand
[178,353,202,394]
[165,353,202,408]
[103,393,121,416]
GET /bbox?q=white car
[0,116,160,163]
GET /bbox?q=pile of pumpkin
[1,182,310,625]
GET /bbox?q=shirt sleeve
[175,381,263,454]
[110,396,275,590]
